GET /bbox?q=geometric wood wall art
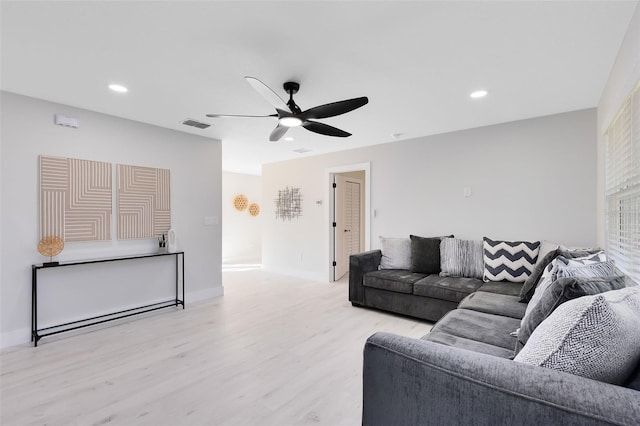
[117,164,171,240]
[40,155,112,242]
[248,203,260,217]
[233,194,248,211]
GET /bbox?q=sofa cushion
[409,235,442,274]
[439,238,484,279]
[515,286,640,385]
[483,237,540,283]
[363,269,427,294]
[430,309,520,350]
[516,275,627,354]
[519,247,604,302]
[413,275,483,303]
[422,330,515,359]
[458,292,526,319]
[524,256,614,323]
[476,281,523,297]
[379,237,411,270]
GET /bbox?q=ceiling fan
[206,77,368,141]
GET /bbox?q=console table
[31,251,185,346]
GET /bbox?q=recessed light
[108,84,128,93]
[284,137,294,141]
[470,90,488,99]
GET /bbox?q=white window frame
[605,80,640,284]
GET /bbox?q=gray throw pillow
[515,286,640,385]
[520,249,560,302]
[519,247,604,302]
[379,237,411,270]
[439,238,483,279]
[410,235,445,274]
[515,275,627,354]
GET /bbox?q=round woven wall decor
[38,235,64,257]
[233,194,248,211]
[248,203,260,217]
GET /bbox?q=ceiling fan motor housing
[283,81,299,94]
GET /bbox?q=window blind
[605,80,640,284]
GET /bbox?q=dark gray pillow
[515,275,627,355]
[519,249,560,302]
[409,235,452,274]
[518,247,604,302]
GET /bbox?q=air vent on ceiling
[293,148,312,154]
[182,119,211,129]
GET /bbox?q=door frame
[325,162,371,282]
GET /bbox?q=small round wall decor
[233,194,248,211]
[248,203,260,217]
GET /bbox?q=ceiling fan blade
[206,113,277,118]
[269,124,289,141]
[245,76,289,111]
[300,97,368,120]
[302,121,351,138]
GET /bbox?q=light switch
[204,216,218,226]
[463,187,472,197]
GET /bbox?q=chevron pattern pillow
[483,237,540,282]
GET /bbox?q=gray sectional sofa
[350,240,640,425]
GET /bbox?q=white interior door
[334,175,361,280]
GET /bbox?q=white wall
[0,92,223,347]
[262,109,597,282]
[597,4,640,247]
[222,171,262,264]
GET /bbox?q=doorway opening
[326,163,371,282]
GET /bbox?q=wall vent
[182,119,211,129]
[293,148,312,154]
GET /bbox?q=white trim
[325,163,371,282]
[186,285,224,303]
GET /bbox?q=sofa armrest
[349,250,382,305]
[363,332,640,426]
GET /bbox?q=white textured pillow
[515,286,640,384]
[379,237,411,270]
[439,238,484,279]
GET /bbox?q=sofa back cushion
[515,275,627,354]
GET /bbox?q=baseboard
[0,286,225,350]
[186,285,224,303]
[0,328,32,350]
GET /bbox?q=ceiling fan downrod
[283,81,301,114]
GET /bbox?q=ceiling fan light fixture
[279,116,303,127]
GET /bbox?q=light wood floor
[0,267,431,426]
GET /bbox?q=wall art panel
[275,186,302,221]
[40,155,112,242]
[117,164,171,239]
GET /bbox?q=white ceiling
[1,1,637,175]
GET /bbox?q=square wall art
[117,164,171,239]
[40,155,112,242]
